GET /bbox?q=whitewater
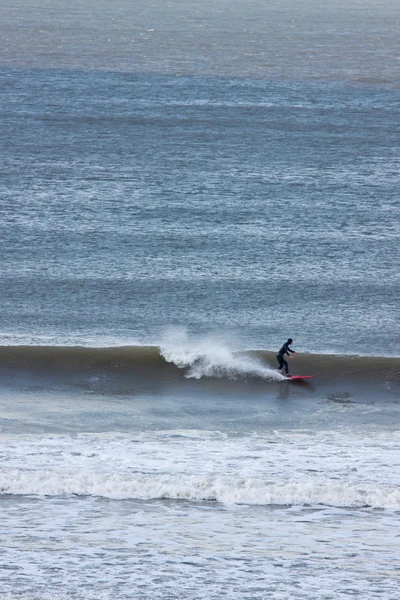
[1,398,400,600]
[1,428,400,509]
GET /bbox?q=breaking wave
[159,328,284,380]
[1,469,399,509]
[0,329,398,391]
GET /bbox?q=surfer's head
[287,338,293,344]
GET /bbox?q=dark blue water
[1,68,399,353]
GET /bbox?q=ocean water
[1,1,400,599]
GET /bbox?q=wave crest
[2,469,399,509]
[160,328,284,381]
[0,334,398,392]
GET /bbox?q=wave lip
[159,330,284,381]
[1,470,399,509]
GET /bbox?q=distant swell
[1,469,399,509]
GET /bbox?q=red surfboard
[286,375,314,381]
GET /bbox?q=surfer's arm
[287,346,296,354]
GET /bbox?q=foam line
[1,470,399,509]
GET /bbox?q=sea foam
[160,328,284,381]
[1,469,399,509]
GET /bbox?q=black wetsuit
[276,341,296,374]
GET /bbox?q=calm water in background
[1,68,399,353]
[0,1,400,599]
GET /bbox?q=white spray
[159,327,284,381]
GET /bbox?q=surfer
[276,338,296,376]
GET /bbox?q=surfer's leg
[282,358,289,375]
[276,355,284,371]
